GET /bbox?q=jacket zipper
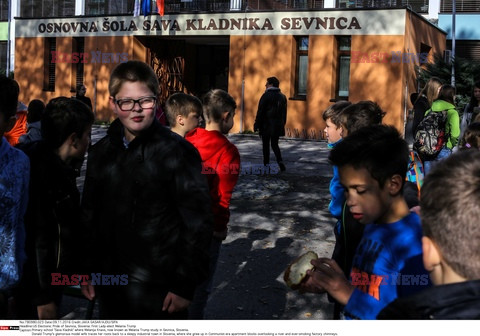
[51,208,61,269]
[57,221,61,269]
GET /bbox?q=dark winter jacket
[254,87,287,137]
[186,128,240,233]
[411,94,429,139]
[75,95,92,110]
[81,119,213,301]
[18,141,82,305]
[377,280,480,319]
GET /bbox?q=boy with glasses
[80,61,213,319]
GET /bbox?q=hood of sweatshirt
[431,100,456,112]
[185,128,231,162]
[18,101,28,112]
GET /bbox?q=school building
[14,6,446,137]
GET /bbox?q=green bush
[416,54,480,114]
[416,54,480,95]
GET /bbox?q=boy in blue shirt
[322,101,351,220]
[301,125,429,319]
[378,150,480,319]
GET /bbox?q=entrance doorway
[142,36,230,105]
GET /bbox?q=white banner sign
[15,10,407,38]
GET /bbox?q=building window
[337,36,351,99]
[295,36,309,96]
[85,0,134,15]
[71,37,85,93]
[21,0,76,18]
[0,41,7,74]
[0,0,9,21]
[420,42,431,64]
[44,37,55,92]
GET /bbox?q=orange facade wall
[14,11,445,137]
[229,34,338,137]
[15,36,147,121]
[349,35,406,131]
[229,34,409,135]
[14,37,47,104]
[228,35,294,134]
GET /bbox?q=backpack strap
[411,151,424,198]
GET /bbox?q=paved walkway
[71,127,337,320]
[208,134,335,319]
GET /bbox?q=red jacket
[186,128,240,233]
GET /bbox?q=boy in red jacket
[186,89,240,319]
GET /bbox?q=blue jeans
[423,147,452,175]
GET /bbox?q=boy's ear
[67,132,79,148]
[222,111,230,121]
[386,174,403,195]
[422,236,441,272]
[109,96,117,113]
[176,114,184,126]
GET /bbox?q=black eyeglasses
[114,96,157,111]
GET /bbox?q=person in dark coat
[16,97,94,319]
[378,150,480,320]
[75,84,93,111]
[254,76,287,172]
[80,61,213,320]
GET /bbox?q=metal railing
[17,0,438,18]
[337,0,428,13]
[164,0,428,13]
[440,0,480,12]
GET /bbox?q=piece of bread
[284,251,318,289]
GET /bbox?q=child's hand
[81,281,95,301]
[162,292,191,313]
[410,205,421,215]
[297,273,326,294]
[37,302,57,319]
[306,258,354,306]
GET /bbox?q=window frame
[43,37,56,92]
[294,36,309,99]
[71,37,85,93]
[336,36,351,100]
